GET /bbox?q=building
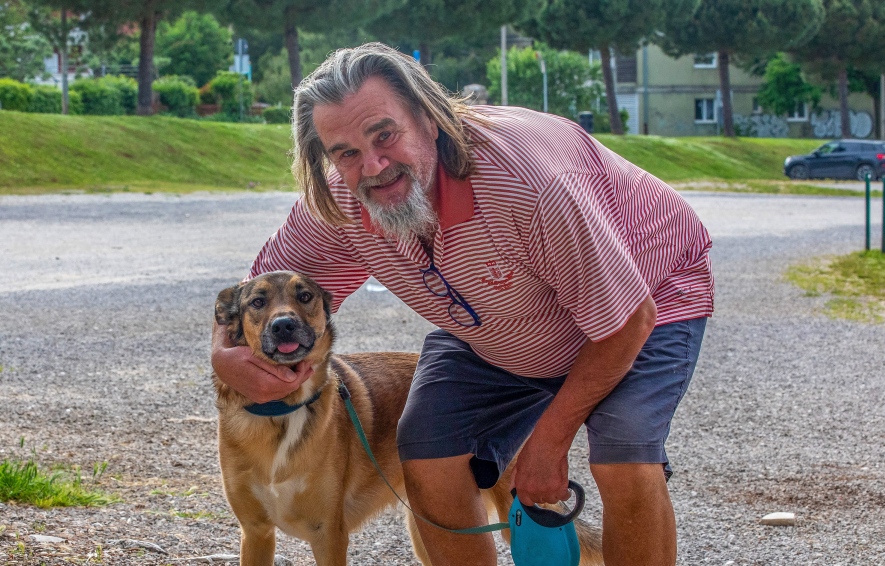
[613,44,876,139]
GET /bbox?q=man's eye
[378,131,391,142]
[341,149,357,158]
[250,298,265,308]
[297,292,313,304]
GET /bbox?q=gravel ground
[0,190,883,565]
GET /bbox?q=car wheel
[788,164,809,180]
[855,164,875,181]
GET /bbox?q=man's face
[313,76,440,238]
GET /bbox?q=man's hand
[211,322,314,403]
[511,295,658,507]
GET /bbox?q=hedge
[28,85,83,114]
[70,76,137,115]
[154,75,200,117]
[0,78,33,111]
[209,71,253,118]
[262,105,290,124]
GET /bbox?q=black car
[784,139,885,181]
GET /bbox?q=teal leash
[337,381,509,535]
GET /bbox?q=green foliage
[209,70,253,118]
[27,84,84,114]
[486,45,599,120]
[594,109,631,134]
[0,78,33,111]
[0,457,118,508]
[156,11,233,87]
[70,75,137,115]
[153,75,199,117]
[262,105,291,124]
[0,1,52,81]
[757,53,822,115]
[254,48,293,106]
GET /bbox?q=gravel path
[0,190,883,565]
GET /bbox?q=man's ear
[215,284,244,335]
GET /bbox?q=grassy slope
[0,111,294,191]
[0,111,828,193]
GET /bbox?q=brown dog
[213,270,603,566]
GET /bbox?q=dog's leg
[405,510,433,566]
[238,519,276,566]
[308,526,350,566]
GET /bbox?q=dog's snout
[271,316,298,338]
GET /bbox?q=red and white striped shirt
[250,106,714,377]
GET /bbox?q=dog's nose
[271,316,298,339]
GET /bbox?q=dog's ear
[321,289,333,322]
[215,284,243,328]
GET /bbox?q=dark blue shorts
[397,318,707,488]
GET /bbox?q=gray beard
[358,166,438,241]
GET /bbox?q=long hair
[292,42,477,225]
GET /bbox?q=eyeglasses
[420,261,481,327]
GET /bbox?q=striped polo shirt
[249,105,714,378]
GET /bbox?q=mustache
[357,164,409,193]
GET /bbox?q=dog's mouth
[265,341,313,364]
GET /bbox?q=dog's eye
[250,298,266,309]
[297,292,313,304]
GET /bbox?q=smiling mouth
[371,173,403,190]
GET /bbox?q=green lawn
[0,111,294,192]
[0,110,839,194]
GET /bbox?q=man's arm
[211,321,315,403]
[512,295,658,506]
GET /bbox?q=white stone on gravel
[29,534,66,543]
[760,512,797,526]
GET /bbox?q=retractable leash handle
[511,480,586,527]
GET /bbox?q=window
[693,53,717,68]
[752,97,762,115]
[787,103,808,122]
[695,98,716,123]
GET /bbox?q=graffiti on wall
[733,114,789,138]
[810,110,873,139]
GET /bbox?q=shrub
[209,71,253,119]
[70,75,137,115]
[154,75,199,117]
[262,105,291,124]
[0,78,33,112]
[99,75,137,114]
[26,85,84,114]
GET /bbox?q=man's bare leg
[591,463,677,566]
[402,455,497,566]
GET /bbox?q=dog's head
[215,271,335,367]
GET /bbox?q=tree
[485,44,600,120]
[156,10,232,86]
[658,0,824,137]
[27,1,90,114]
[526,0,690,135]
[790,0,885,138]
[218,0,403,91]
[366,0,532,68]
[0,1,52,81]
[757,53,821,116]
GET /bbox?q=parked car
[783,139,885,181]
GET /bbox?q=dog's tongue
[277,342,300,354]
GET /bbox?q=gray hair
[292,42,477,225]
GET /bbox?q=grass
[0,110,848,196]
[0,111,295,193]
[786,250,885,323]
[0,440,119,508]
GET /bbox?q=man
[212,42,713,566]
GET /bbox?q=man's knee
[590,462,670,507]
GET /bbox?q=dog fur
[213,270,603,565]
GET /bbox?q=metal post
[536,51,547,113]
[881,74,885,141]
[865,173,871,251]
[500,26,508,106]
[882,177,885,252]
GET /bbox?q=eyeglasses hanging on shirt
[418,236,481,328]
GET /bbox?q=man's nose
[361,149,390,178]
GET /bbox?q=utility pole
[500,25,507,105]
[880,74,884,141]
[535,51,547,113]
[60,8,68,115]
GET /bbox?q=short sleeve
[527,172,650,341]
[248,198,370,312]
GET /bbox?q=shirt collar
[360,162,474,235]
